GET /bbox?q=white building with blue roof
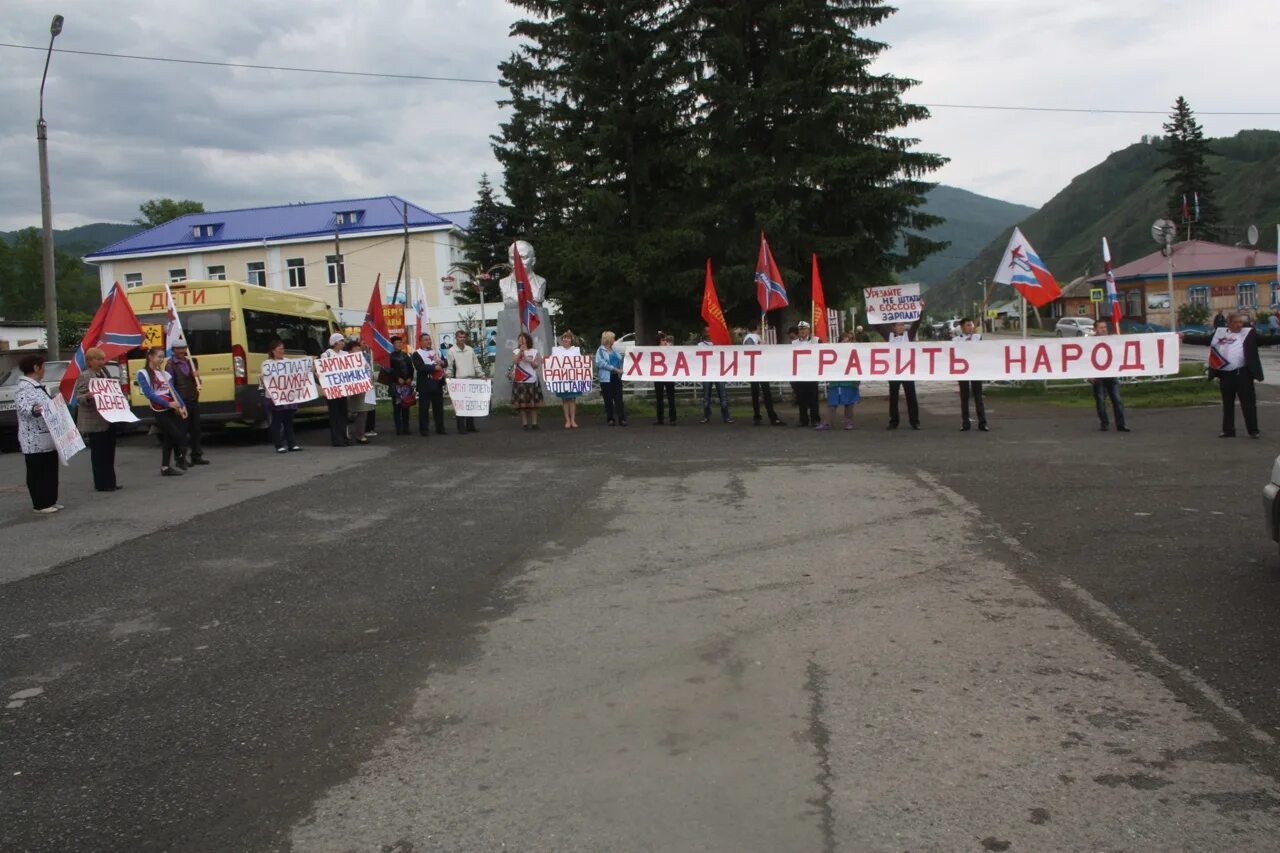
[84,195,501,337]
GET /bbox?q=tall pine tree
[456,174,508,304]
[1159,96,1220,241]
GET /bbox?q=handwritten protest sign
[446,379,492,417]
[41,393,85,465]
[260,358,320,406]
[88,378,139,423]
[316,352,373,400]
[543,354,594,396]
[865,283,923,325]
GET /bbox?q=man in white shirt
[1208,312,1263,438]
[322,333,350,446]
[742,321,784,426]
[953,318,988,432]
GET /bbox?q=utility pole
[332,225,344,308]
[38,14,64,359]
[402,201,412,314]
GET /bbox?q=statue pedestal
[490,306,555,405]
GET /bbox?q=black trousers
[1092,379,1126,428]
[455,415,476,433]
[326,397,349,446]
[268,408,297,449]
[1220,370,1259,435]
[959,381,986,426]
[154,409,187,466]
[795,382,821,425]
[87,429,117,490]
[750,382,779,422]
[392,397,412,435]
[418,386,446,434]
[602,380,626,422]
[366,408,376,432]
[185,399,204,459]
[25,450,58,510]
[888,381,919,426]
[654,382,676,423]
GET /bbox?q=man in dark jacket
[1208,312,1264,438]
[387,336,415,436]
[168,338,208,465]
[412,332,449,436]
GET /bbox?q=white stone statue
[498,240,547,306]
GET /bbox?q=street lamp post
[38,14,65,359]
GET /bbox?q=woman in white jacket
[15,354,61,513]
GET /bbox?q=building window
[1189,286,1209,308]
[1238,282,1258,310]
[124,273,143,289]
[1271,280,1280,307]
[206,265,226,280]
[326,254,345,286]
[1123,289,1142,318]
[191,223,222,238]
[169,268,187,283]
[334,210,364,227]
[287,258,306,289]
[247,261,266,287]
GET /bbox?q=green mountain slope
[0,222,142,257]
[903,186,1036,287]
[928,129,1280,315]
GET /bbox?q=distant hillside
[0,222,142,257]
[928,129,1280,315]
[903,186,1037,287]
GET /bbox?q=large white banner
[543,354,594,396]
[316,353,373,400]
[260,358,320,406]
[865,283,923,325]
[446,379,492,417]
[88,378,140,424]
[42,394,85,465]
[621,334,1180,382]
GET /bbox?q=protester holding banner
[826,332,862,431]
[953,319,988,432]
[387,336,415,436]
[596,331,627,427]
[511,331,544,431]
[167,339,208,466]
[450,330,482,434]
[15,354,61,512]
[550,330,585,429]
[321,333,350,447]
[792,321,822,429]
[413,332,449,436]
[261,340,303,453]
[137,346,190,475]
[653,331,677,426]
[742,322,784,426]
[875,314,923,431]
[1207,312,1263,438]
[345,340,375,444]
[698,328,733,425]
[72,347,120,491]
[1088,320,1130,432]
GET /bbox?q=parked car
[0,360,126,452]
[1054,317,1097,337]
[1264,454,1280,558]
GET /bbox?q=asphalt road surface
[5,385,1280,852]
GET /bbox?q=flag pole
[1021,294,1027,339]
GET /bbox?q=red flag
[755,233,788,313]
[1102,238,1122,333]
[59,282,145,401]
[360,275,393,368]
[512,244,540,332]
[701,259,732,345]
[810,254,828,342]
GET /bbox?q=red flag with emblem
[701,260,732,345]
[810,254,829,342]
[360,275,393,368]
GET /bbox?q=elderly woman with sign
[137,346,190,476]
[15,354,61,513]
[72,346,121,491]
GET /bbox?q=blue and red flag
[59,282,145,401]
[755,232,788,313]
[1102,237,1122,332]
[994,227,1061,308]
[512,243,540,332]
[360,274,394,368]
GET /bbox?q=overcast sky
[1,0,1276,231]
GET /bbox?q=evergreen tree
[1159,96,1220,241]
[690,0,947,325]
[456,174,508,304]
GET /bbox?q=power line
[3,42,1278,116]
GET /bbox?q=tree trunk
[633,297,648,346]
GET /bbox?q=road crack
[805,656,836,853]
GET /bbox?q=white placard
[542,354,594,395]
[621,334,1180,383]
[42,394,86,465]
[446,379,492,417]
[316,353,373,400]
[88,378,140,424]
[865,283,923,325]
[260,358,320,406]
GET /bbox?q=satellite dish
[1151,219,1176,246]
[1247,224,1259,246]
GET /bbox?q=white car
[1055,317,1097,337]
[1264,455,1280,557]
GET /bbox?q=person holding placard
[345,340,375,444]
[792,321,821,429]
[652,331,677,426]
[953,318,988,432]
[742,321,784,426]
[551,329,584,430]
[168,338,207,466]
[450,330,482,434]
[261,339,302,453]
[596,330,627,427]
[137,346,190,475]
[387,336,415,436]
[15,354,61,513]
[413,332,449,436]
[875,309,923,431]
[826,332,862,430]
[699,327,733,425]
[511,331,544,431]
[321,333,350,447]
[72,347,120,491]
